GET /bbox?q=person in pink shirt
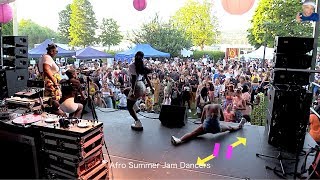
[224,104,235,122]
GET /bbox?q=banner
[226,48,239,59]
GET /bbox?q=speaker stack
[0,36,29,98]
[267,37,314,152]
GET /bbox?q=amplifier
[273,53,312,69]
[271,70,310,85]
[34,119,104,161]
[46,160,108,180]
[28,80,45,88]
[274,36,314,54]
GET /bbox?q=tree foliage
[247,0,312,48]
[99,18,123,49]
[130,14,192,57]
[69,0,98,47]
[2,21,13,36]
[171,0,219,50]
[18,19,59,48]
[58,4,71,44]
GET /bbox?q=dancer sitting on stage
[59,69,85,118]
[171,104,246,145]
[127,51,154,131]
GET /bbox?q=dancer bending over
[171,104,246,145]
[127,51,154,131]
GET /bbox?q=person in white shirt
[127,51,154,131]
[60,69,69,80]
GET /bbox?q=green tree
[247,0,312,48]
[58,4,71,43]
[171,0,219,50]
[2,21,13,35]
[131,14,192,57]
[18,19,59,48]
[69,0,98,47]
[99,18,123,50]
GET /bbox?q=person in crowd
[224,85,234,110]
[145,92,154,112]
[213,79,222,104]
[171,104,246,145]
[190,75,199,106]
[100,83,114,108]
[127,51,154,130]
[60,69,68,80]
[182,78,192,112]
[171,82,182,106]
[233,89,246,123]
[241,85,252,124]
[151,74,161,105]
[88,78,99,97]
[94,91,107,108]
[196,87,211,118]
[251,90,266,125]
[117,87,128,110]
[224,104,235,122]
[59,69,84,118]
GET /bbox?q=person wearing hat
[59,69,85,118]
[296,1,319,22]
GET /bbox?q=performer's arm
[131,75,137,96]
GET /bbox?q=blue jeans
[104,97,113,108]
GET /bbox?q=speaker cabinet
[272,70,310,86]
[5,69,28,90]
[266,85,312,152]
[274,53,312,69]
[3,58,28,69]
[3,47,28,58]
[275,36,314,54]
[0,70,8,100]
[3,36,28,47]
[159,105,187,128]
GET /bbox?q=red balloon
[221,0,255,15]
[133,0,147,11]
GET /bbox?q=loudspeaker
[0,70,8,100]
[274,53,312,69]
[5,69,28,90]
[266,85,312,152]
[3,58,28,69]
[3,36,28,47]
[3,47,28,58]
[159,105,187,128]
[275,36,314,54]
[272,70,310,85]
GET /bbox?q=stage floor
[94,108,317,180]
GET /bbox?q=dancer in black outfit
[127,51,154,130]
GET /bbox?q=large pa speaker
[159,105,187,128]
[274,36,314,54]
[3,58,28,69]
[274,53,312,69]
[271,70,310,86]
[3,36,28,47]
[266,85,312,152]
[3,47,28,58]
[0,70,8,100]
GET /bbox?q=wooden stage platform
[95,108,317,180]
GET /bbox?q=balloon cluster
[0,0,14,24]
[133,0,147,11]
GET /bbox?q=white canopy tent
[243,46,275,60]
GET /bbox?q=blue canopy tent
[28,39,76,58]
[76,47,113,60]
[115,44,170,62]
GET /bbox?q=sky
[14,0,259,33]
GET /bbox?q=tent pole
[0,23,3,69]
